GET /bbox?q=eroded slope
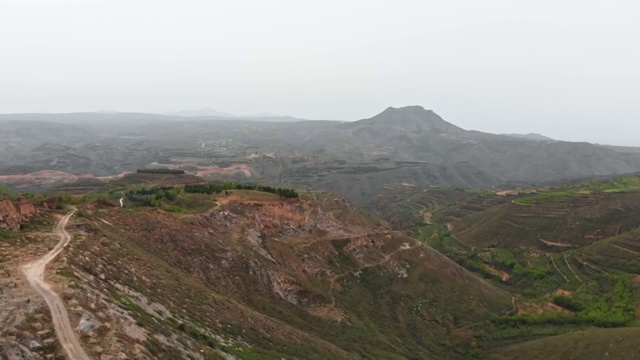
[59,193,511,359]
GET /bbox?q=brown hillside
[65,194,511,359]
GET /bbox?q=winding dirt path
[300,230,394,248]
[612,244,640,256]
[21,210,90,360]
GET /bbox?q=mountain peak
[382,105,434,115]
[353,106,464,134]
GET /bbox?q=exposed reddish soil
[0,198,40,230]
[89,195,507,331]
[195,164,252,177]
[216,195,242,204]
[518,301,568,315]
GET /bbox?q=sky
[1,0,639,145]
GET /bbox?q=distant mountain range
[1,106,640,203]
[165,108,235,117]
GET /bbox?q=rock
[77,310,100,333]
[0,198,18,217]
[17,201,38,217]
[269,270,307,305]
[0,199,21,230]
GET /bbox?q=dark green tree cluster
[184,182,298,198]
[126,186,179,207]
[552,296,587,312]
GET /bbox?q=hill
[4,174,640,358]
[0,180,512,359]
[364,177,640,356]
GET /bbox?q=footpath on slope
[21,210,90,360]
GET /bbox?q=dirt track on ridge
[22,210,90,360]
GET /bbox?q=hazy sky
[1,0,639,145]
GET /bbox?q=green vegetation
[123,181,298,213]
[514,176,640,204]
[552,295,586,312]
[426,227,637,330]
[51,192,114,209]
[0,185,9,198]
[126,186,181,207]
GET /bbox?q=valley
[1,108,639,359]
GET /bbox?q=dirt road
[21,210,90,360]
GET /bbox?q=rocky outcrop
[0,198,39,231]
[268,270,308,305]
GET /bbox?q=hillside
[4,174,640,358]
[487,327,640,360]
[0,181,512,359]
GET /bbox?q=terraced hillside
[364,185,510,230]
[367,177,640,356]
[488,327,640,360]
[453,191,640,251]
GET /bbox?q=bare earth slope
[56,193,511,359]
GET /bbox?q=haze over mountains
[1,105,640,203]
[165,108,236,118]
